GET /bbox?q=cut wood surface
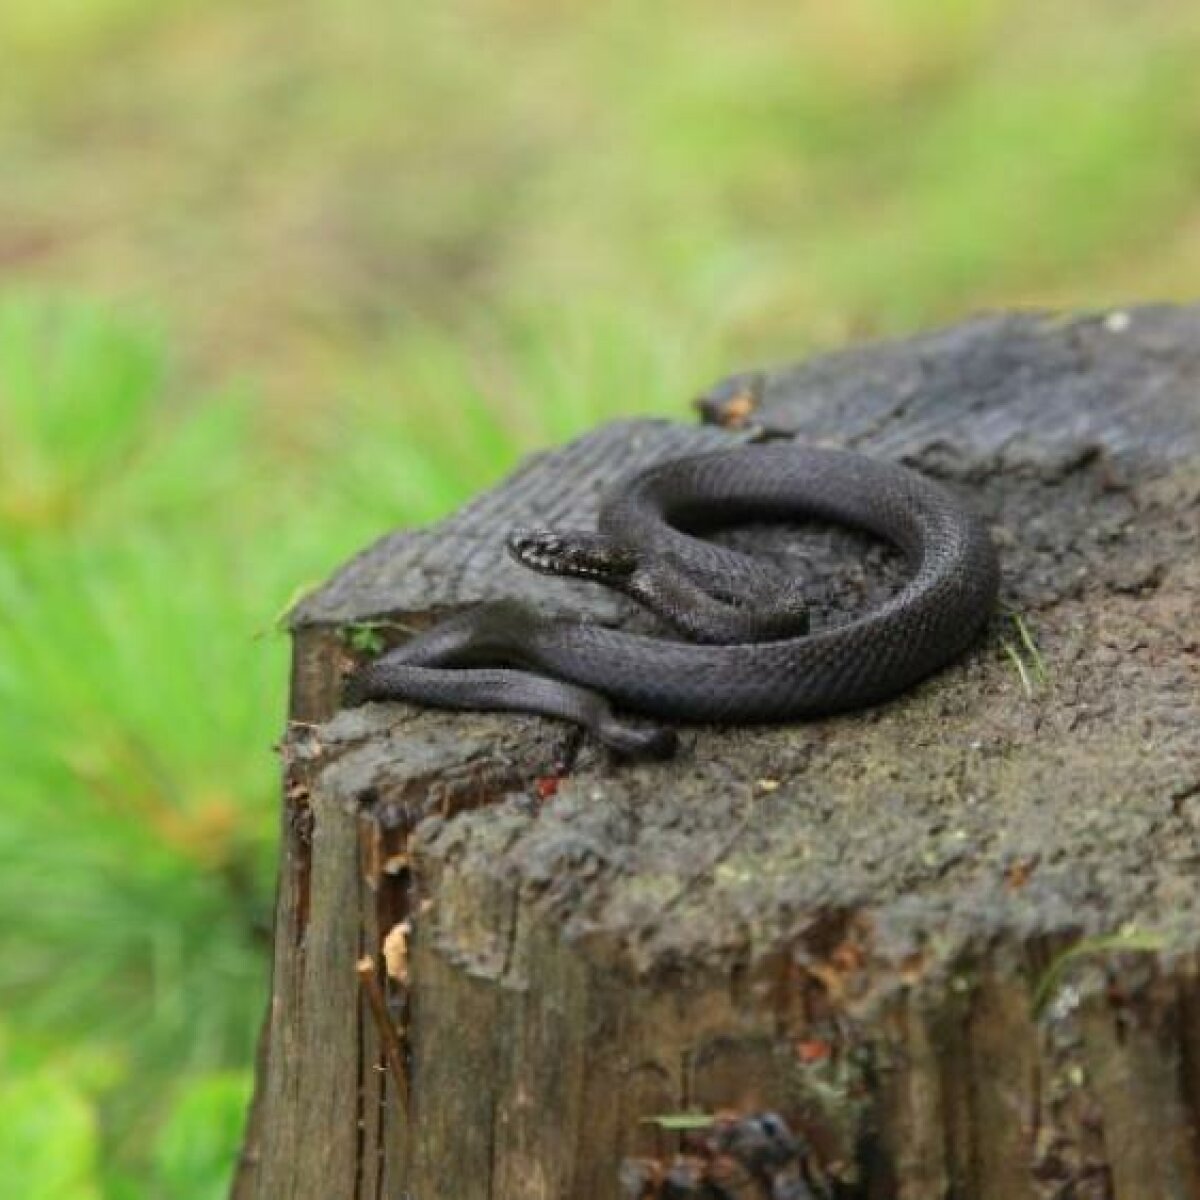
[237,307,1200,1200]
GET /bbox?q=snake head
[507,527,637,583]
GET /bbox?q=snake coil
[346,443,999,756]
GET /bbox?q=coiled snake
[345,443,999,756]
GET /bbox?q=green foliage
[342,622,387,657]
[0,298,318,1193]
[0,1026,253,1200]
[0,297,255,541]
[0,1054,103,1200]
[152,1072,255,1200]
[0,298,162,533]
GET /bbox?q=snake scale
[345,442,1000,756]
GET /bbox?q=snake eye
[508,529,558,566]
[508,528,569,572]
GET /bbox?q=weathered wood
[238,307,1200,1199]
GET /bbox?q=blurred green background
[0,1,1197,1195]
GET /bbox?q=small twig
[356,955,409,1110]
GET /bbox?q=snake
[344,442,1000,757]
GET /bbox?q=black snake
[345,442,999,756]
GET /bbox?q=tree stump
[236,308,1200,1200]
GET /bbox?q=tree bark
[236,307,1200,1199]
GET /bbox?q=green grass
[1,1,1198,1193]
[1000,610,1048,698]
[0,301,281,1195]
[1033,929,1167,1019]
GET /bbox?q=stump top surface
[299,306,1200,978]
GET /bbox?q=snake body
[346,443,999,755]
